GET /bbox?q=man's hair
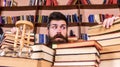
[47,12,68,29]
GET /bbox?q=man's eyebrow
[51,24,57,25]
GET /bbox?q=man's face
[48,20,67,43]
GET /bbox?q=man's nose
[57,27,62,32]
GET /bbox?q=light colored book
[54,61,98,67]
[100,59,120,67]
[88,32,120,41]
[100,44,120,53]
[0,57,52,67]
[30,52,54,62]
[97,37,120,46]
[53,65,97,67]
[55,53,100,63]
[31,45,54,55]
[56,46,100,56]
[100,52,120,60]
[52,40,102,50]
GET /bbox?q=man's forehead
[50,20,66,25]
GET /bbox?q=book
[88,32,120,40]
[55,46,100,56]
[53,65,97,67]
[88,18,120,36]
[52,40,102,50]
[97,37,120,46]
[52,0,58,6]
[100,44,120,53]
[0,57,52,67]
[30,51,54,62]
[100,51,120,60]
[46,0,51,6]
[100,59,120,67]
[54,61,98,67]
[30,44,54,55]
[55,53,100,63]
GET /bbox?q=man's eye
[61,26,66,30]
[51,26,57,29]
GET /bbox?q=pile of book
[52,40,102,67]
[0,31,34,57]
[99,45,120,67]
[87,18,120,67]
[88,18,120,46]
[30,44,55,67]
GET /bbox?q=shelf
[35,22,98,27]
[0,6,37,11]
[0,24,15,27]
[0,23,99,27]
[80,4,120,9]
[0,4,119,11]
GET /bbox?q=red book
[52,0,58,6]
[67,0,74,5]
[80,0,88,5]
[108,0,113,4]
[112,0,117,4]
[46,0,52,6]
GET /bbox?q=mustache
[52,33,67,40]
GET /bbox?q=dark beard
[49,33,68,44]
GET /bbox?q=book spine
[88,14,94,23]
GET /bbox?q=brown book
[100,51,120,60]
[55,53,100,63]
[97,37,120,46]
[56,46,100,56]
[31,45,55,55]
[100,44,120,53]
[30,51,54,62]
[53,65,97,67]
[52,40,102,50]
[0,57,52,67]
[54,61,98,67]
[88,32,120,40]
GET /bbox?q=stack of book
[99,45,120,67]
[88,18,120,46]
[0,31,34,57]
[52,40,102,67]
[30,44,55,67]
[0,56,52,67]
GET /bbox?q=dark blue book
[0,16,2,24]
[86,0,91,4]
[74,14,79,23]
[79,14,82,22]
[88,14,94,23]
[81,33,88,40]
[66,15,71,23]
[1,16,5,24]
[39,34,44,44]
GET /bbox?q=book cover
[55,53,100,63]
[52,40,102,50]
[30,51,54,62]
[31,44,54,55]
[100,59,120,67]
[54,61,98,67]
[100,44,120,53]
[0,57,52,67]
[56,46,100,56]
